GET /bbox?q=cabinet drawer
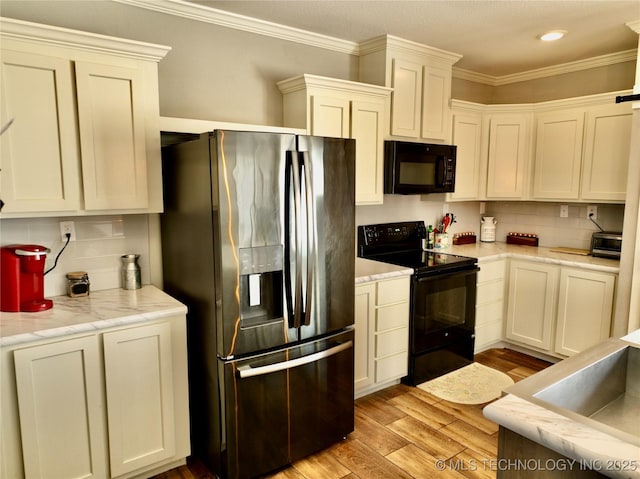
[376,277,410,305]
[476,301,504,325]
[478,261,505,283]
[375,352,407,383]
[375,327,408,358]
[376,302,409,331]
[477,280,505,305]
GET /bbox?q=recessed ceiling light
[539,30,567,42]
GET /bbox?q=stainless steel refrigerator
[160,130,355,479]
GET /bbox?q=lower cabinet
[506,260,615,358]
[475,259,506,352]
[354,276,410,398]
[2,317,189,479]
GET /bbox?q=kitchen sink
[505,339,640,446]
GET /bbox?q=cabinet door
[354,283,376,394]
[581,103,632,201]
[532,110,584,200]
[103,322,176,476]
[310,95,349,138]
[421,63,451,141]
[352,99,386,205]
[506,261,558,351]
[486,115,530,199]
[555,269,615,357]
[390,58,422,138]
[450,112,483,200]
[75,61,149,210]
[0,50,81,213]
[14,335,107,479]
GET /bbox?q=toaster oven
[590,232,622,259]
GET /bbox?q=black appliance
[161,130,355,479]
[358,221,478,385]
[384,140,456,194]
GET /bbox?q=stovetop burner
[357,221,477,275]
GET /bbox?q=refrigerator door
[290,136,356,342]
[221,329,354,479]
[215,132,355,357]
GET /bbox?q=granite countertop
[355,257,413,284]
[0,286,187,347]
[483,330,640,479]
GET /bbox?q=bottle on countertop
[427,224,435,249]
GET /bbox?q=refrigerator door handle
[237,340,353,378]
[285,151,304,329]
[301,151,315,326]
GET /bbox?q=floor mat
[417,362,514,404]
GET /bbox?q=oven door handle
[414,266,480,283]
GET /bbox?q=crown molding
[0,16,170,61]
[115,0,637,85]
[454,49,638,86]
[113,0,359,55]
[627,20,640,34]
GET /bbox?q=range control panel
[358,221,426,256]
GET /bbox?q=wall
[0,215,154,297]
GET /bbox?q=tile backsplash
[485,202,625,249]
[0,215,153,297]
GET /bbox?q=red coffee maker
[1,245,53,312]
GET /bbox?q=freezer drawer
[222,329,354,479]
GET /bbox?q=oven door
[411,267,478,354]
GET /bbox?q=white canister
[480,217,497,242]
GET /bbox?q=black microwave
[384,140,456,194]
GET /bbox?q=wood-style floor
[153,348,551,479]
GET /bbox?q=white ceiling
[186,0,640,78]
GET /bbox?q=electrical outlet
[587,205,598,219]
[560,205,569,218]
[59,221,76,241]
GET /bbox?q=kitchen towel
[417,362,514,405]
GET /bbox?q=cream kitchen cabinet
[581,102,633,202]
[475,259,506,352]
[359,35,462,142]
[532,101,632,202]
[554,268,615,357]
[485,113,533,199]
[449,109,484,201]
[532,110,585,200]
[354,276,410,398]
[2,317,189,479]
[277,74,391,205]
[505,260,558,351]
[0,18,169,217]
[506,260,615,358]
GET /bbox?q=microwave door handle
[436,157,446,187]
[301,151,315,326]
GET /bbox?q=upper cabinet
[0,18,170,217]
[450,91,633,204]
[485,112,533,199]
[359,35,462,142]
[532,99,632,202]
[278,74,391,205]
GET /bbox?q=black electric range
[357,221,479,385]
[357,221,477,276]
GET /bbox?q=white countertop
[483,331,640,479]
[0,286,187,347]
[355,241,620,284]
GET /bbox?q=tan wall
[452,61,636,104]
